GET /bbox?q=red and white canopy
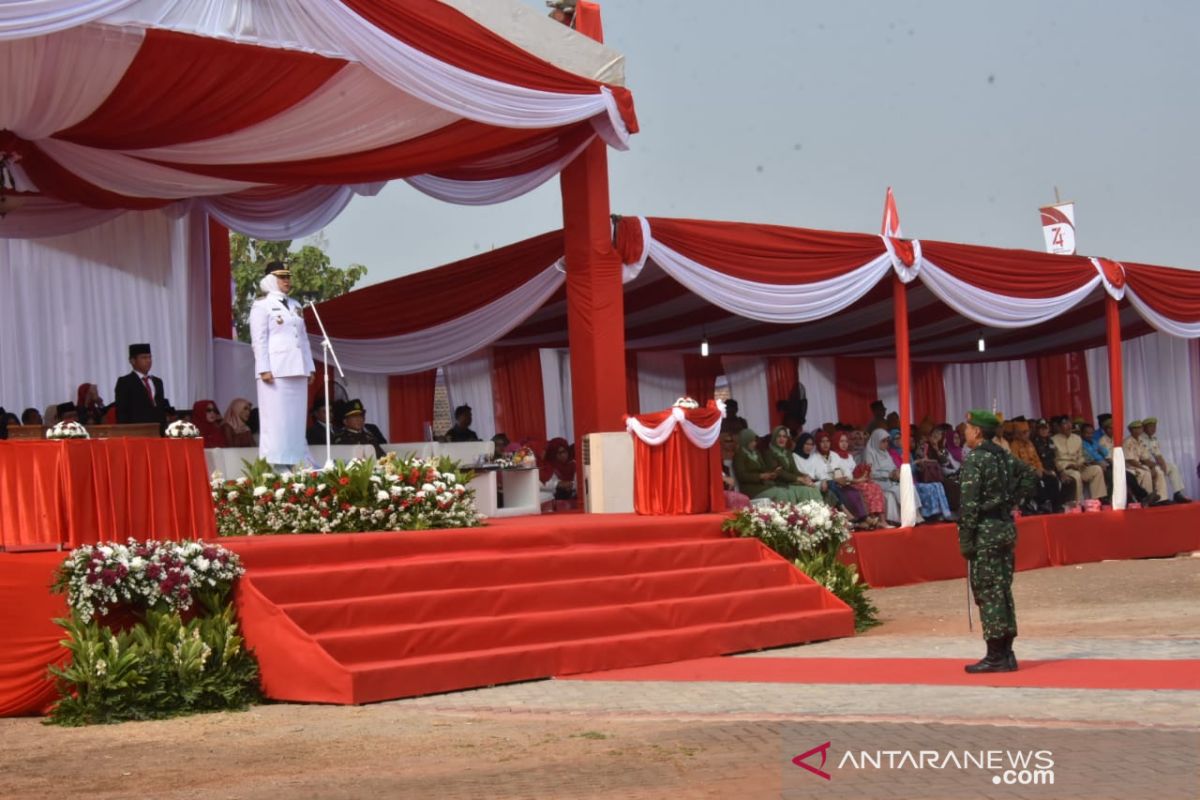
[0,0,637,238]
[311,216,1200,373]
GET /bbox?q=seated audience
[733,428,811,504]
[718,431,751,510]
[306,396,337,446]
[913,426,961,511]
[445,404,481,442]
[890,428,950,521]
[813,432,871,525]
[43,404,59,427]
[863,429,904,524]
[1141,418,1190,503]
[540,437,577,501]
[1010,419,1064,513]
[1083,421,1154,505]
[766,426,823,503]
[75,383,112,425]
[221,398,257,447]
[192,400,228,448]
[1051,415,1106,505]
[21,408,42,426]
[836,431,888,529]
[1120,420,1159,501]
[56,402,79,424]
[491,433,511,456]
[333,398,386,458]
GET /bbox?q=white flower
[376,490,389,501]
[253,486,268,497]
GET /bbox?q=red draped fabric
[0,553,67,717]
[765,356,799,425]
[572,1,606,42]
[0,440,215,549]
[1034,352,1094,421]
[911,362,946,425]
[920,240,1099,298]
[626,351,640,414]
[835,358,878,427]
[491,347,547,443]
[387,371,437,443]
[308,231,564,338]
[209,218,232,339]
[683,354,722,404]
[628,405,725,515]
[1124,261,1200,323]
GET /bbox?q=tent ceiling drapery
[0,0,638,238]
[308,216,1200,374]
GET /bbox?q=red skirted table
[625,401,725,515]
[0,439,216,550]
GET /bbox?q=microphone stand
[304,299,344,470]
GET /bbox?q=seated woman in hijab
[75,383,113,426]
[793,432,838,507]
[864,428,905,524]
[889,428,951,521]
[192,399,229,448]
[766,425,824,503]
[836,431,888,529]
[800,431,871,525]
[221,398,257,447]
[540,437,577,500]
[719,431,751,510]
[733,428,813,503]
[913,425,961,511]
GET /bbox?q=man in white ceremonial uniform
[1051,415,1107,504]
[250,261,315,470]
[1140,418,1190,503]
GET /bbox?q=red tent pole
[209,217,232,338]
[893,274,912,459]
[1105,295,1124,447]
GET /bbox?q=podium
[625,402,726,516]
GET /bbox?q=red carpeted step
[280,560,798,634]
[345,608,854,704]
[249,537,769,605]
[224,513,728,570]
[316,584,828,663]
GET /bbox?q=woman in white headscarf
[249,261,315,469]
[864,427,905,525]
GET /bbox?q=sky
[319,0,1199,285]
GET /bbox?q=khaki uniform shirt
[1051,432,1087,471]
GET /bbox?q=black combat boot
[964,638,1013,673]
[1003,635,1018,671]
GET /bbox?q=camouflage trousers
[969,545,1017,641]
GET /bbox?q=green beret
[1127,419,1143,431]
[966,409,1000,432]
[1143,417,1157,425]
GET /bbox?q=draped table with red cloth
[625,402,726,515]
[0,440,216,550]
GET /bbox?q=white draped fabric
[626,403,725,449]
[0,207,211,413]
[539,348,573,442]
[796,357,839,430]
[194,183,385,240]
[942,359,1039,421]
[918,258,1102,329]
[443,349,496,443]
[899,463,918,528]
[1084,333,1199,498]
[635,352,685,415]
[405,136,593,206]
[312,261,564,374]
[720,355,770,436]
[0,1,137,40]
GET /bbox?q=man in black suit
[332,398,386,457]
[306,396,337,445]
[114,343,171,425]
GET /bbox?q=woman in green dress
[766,425,824,503]
[733,428,823,503]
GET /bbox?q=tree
[230,233,368,343]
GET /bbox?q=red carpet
[565,656,1200,691]
[227,513,855,705]
[851,502,1200,588]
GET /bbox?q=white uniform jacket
[250,294,315,378]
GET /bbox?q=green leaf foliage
[230,233,367,343]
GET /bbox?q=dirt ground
[2,555,1196,800]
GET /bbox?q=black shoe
[965,639,1014,673]
[1003,635,1018,671]
[1173,492,1191,504]
[1142,493,1159,506]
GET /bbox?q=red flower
[305,487,316,497]
[338,477,350,486]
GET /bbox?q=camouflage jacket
[958,440,1037,557]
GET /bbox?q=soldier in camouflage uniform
[958,409,1038,673]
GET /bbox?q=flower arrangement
[48,539,258,726]
[723,500,851,561]
[165,420,201,438]
[46,421,89,439]
[672,396,700,409]
[52,539,244,624]
[723,500,879,631]
[494,446,538,469]
[211,454,483,536]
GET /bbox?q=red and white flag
[881,186,903,238]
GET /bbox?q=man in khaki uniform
[1121,420,1158,498]
[1140,418,1190,503]
[1052,415,1107,503]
